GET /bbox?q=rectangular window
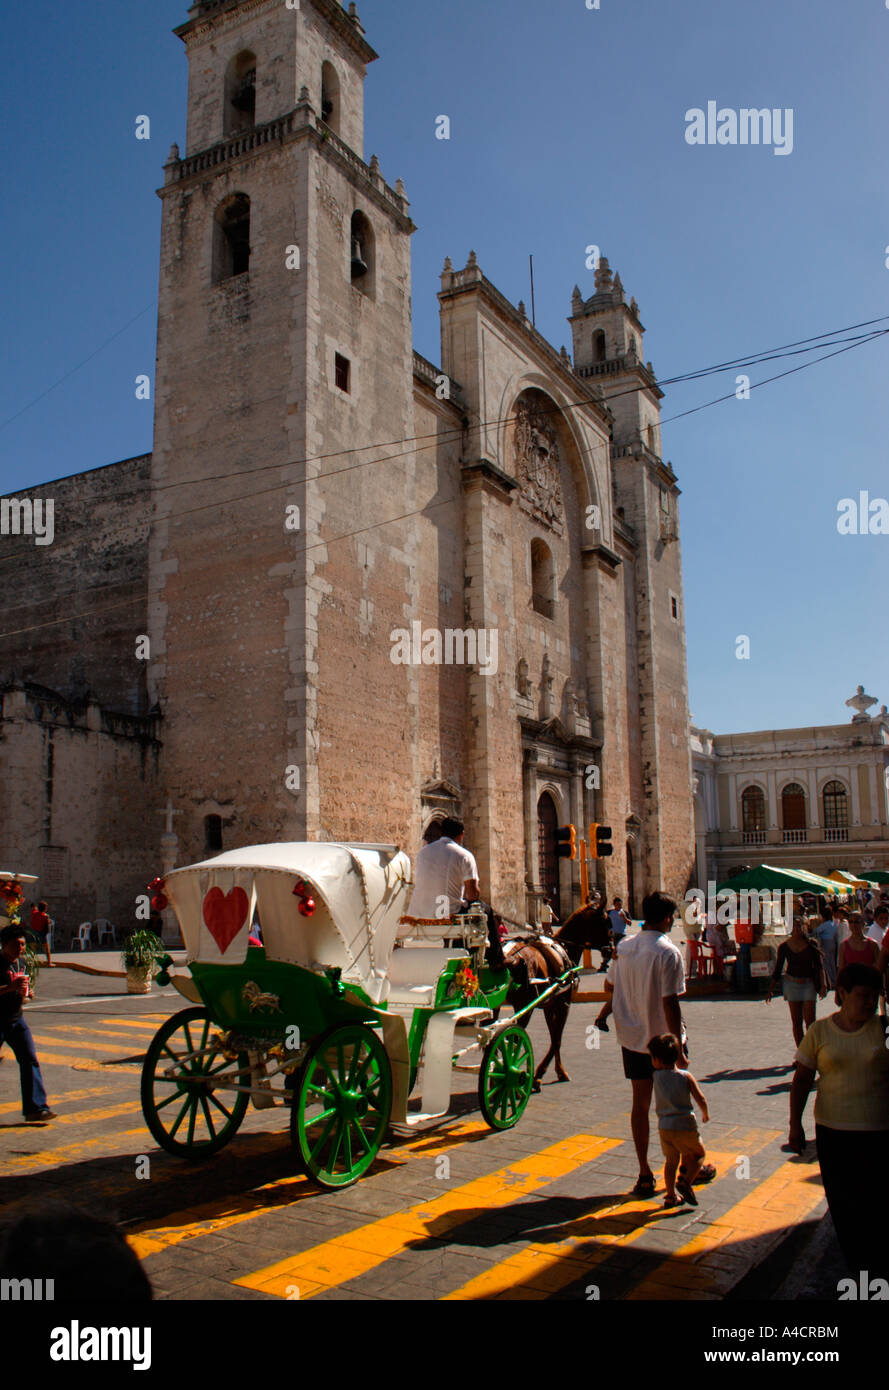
[334,353,350,393]
[669,592,679,621]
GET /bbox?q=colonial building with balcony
[690,687,889,887]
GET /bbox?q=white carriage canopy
[165,843,412,998]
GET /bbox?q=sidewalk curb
[46,962,126,979]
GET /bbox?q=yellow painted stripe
[232,1134,620,1300]
[128,1119,498,1261]
[0,1087,105,1116]
[624,1152,825,1300]
[38,1035,139,1056]
[96,1017,170,1030]
[30,1050,141,1072]
[444,1128,781,1301]
[51,1025,151,1045]
[1,1128,149,1174]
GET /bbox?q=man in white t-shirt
[604,891,712,1198]
[407,818,506,968]
[408,819,480,919]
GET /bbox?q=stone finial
[466,249,478,268]
[442,255,453,273]
[395,177,406,198]
[613,271,624,297]
[571,285,584,312]
[166,142,180,164]
[517,300,526,317]
[369,154,380,174]
[630,296,640,317]
[594,256,612,293]
[846,685,878,721]
[560,345,571,363]
[298,85,311,104]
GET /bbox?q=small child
[648,1032,709,1207]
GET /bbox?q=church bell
[351,236,368,279]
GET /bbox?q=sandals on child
[631,1173,656,1197]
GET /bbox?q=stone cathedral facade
[0,0,694,931]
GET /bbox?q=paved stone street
[0,942,855,1305]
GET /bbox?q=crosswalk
[1,1018,829,1299]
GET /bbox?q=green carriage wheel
[292,1023,392,1189]
[141,1006,250,1159]
[478,1025,534,1130]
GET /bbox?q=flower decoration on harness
[292,879,316,918]
[454,964,479,1001]
[147,876,168,912]
[0,880,25,925]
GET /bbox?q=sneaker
[25,1108,56,1123]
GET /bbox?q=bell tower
[148,0,418,862]
[570,258,694,893]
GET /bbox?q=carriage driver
[408,818,506,969]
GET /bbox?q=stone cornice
[177,0,379,64]
[460,457,518,499]
[160,109,414,232]
[440,263,613,430]
[520,715,599,754]
[581,543,622,572]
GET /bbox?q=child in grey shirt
[648,1032,710,1206]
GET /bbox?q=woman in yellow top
[787,963,889,1279]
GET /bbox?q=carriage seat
[386,947,469,1007]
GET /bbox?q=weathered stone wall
[0,685,161,935]
[0,457,151,716]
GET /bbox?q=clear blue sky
[3,0,887,734]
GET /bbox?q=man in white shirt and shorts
[408,818,505,968]
[604,890,715,1197]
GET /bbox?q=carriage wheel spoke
[309,1112,338,1162]
[168,1093,193,1138]
[207,1092,235,1122]
[199,1095,217,1138]
[155,1086,188,1111]
[186,1093,198,1146]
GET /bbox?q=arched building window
[225,51,257,136]
[593,330,606,363]
[213,194,251,282]
[530,539,555,619]
[350,210,375,296]
[741,786,767,842]
[321,61,341,133]
[781,782,808,842]
[204,815,223,855]
[823,781,849,841]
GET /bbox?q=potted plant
[121,929,163,995]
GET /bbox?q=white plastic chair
[72,922,93,952]
[96,918,117,947]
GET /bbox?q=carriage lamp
[292,879,316,917]
[148,876,168,912]
[154,954,174,987]
[325,966,346,998]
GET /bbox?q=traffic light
[589,823,613,859]
[556,825,577,860]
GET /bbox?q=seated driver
[407,817,505,969]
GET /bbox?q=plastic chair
[687,939,710,978]
[72,922,93,952]
[96,918,117,947]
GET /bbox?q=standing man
[603,891,714,1197]
[28,901,52,967]
[0,926,55,1122]
[608,896,632,948]
[407,817,505,968]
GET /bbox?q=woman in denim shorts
[766,916,827,1047]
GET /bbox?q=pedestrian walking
[837,912,880,974]
[787,963,889,1281]
[603,890,715,1197]
[0,925,55,1122]
[813,905,839,990]
[765,916,827,1047]
[607,896,631,947]
[648,1032,710,1208]
[28,901,52,967]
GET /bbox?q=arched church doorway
[626,841,636,917]
[537,792,561,919]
